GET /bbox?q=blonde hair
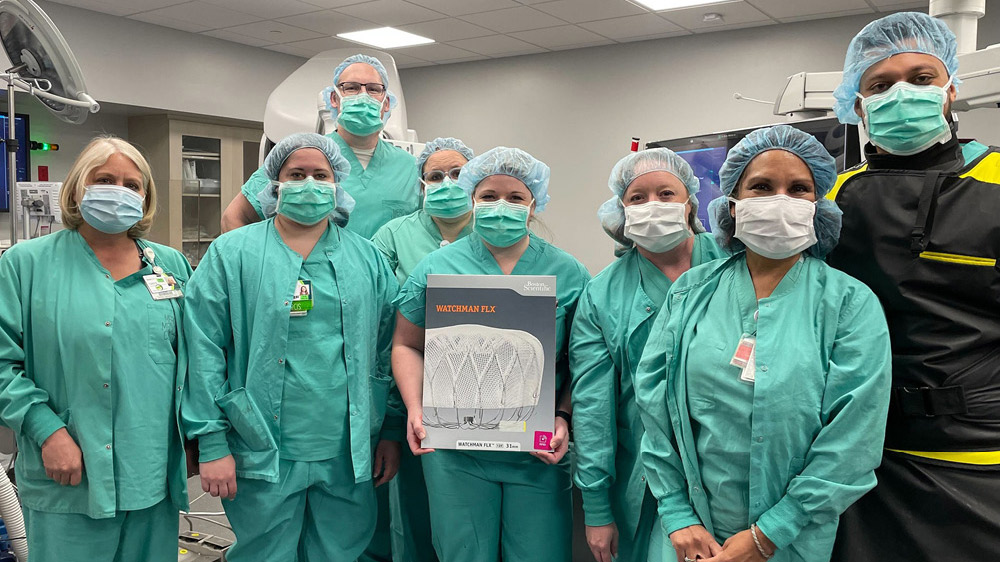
[60,136,157,239]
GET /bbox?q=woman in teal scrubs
[635,125,892,562]
[0,137,191,562]
[571,148,724,562]
[373,137,475,284]
[392,147,590,562]
[182,133,400,561]
[372,136,474,562]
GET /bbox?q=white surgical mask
[732,194,817,259]
[623,201,692,253]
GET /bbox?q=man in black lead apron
[826,12,1000,562]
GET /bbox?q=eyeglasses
[422,167,462,184]
[337,82,386,97]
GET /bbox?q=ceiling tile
[334,0,446,26]
[868,0,926,9]
[579,13,683,39]
[616,29,691,43]
[459,6,568,33]
[200,0,319,19]
[396,42,478,62]
[48,0,187,16]
[777,7,874,23]
[513,0,550,4]
[129,1,262,29]
[406,0,520,16]
[128,11,212,32]
[218,20,325,43]
[448,34,548,56]
[277,10,373,34]
[268,36,360,56]
[399,18,495,41]
[533,0,646,24]
[659,1,773,31]
[745,0,870,20]
[201,28,276,47]
[510,24,608,48]
[299,0,379,7]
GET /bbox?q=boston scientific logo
[522,281,551,293]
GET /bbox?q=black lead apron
[827,137,1000,562]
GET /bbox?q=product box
[422,274,557,452]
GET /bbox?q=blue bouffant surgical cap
[323,54,398,119]
[834,12,960,124]
[263,133,351,183]
[258,133,355,226]
[417,137,474,173]
[708,125,842,258]
[598,148,705,248]
[458,147,551,212]
[718,125,837,198]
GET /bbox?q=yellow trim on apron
[887,449,1000,465]
[918,251,997,267]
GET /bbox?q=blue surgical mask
[473,199,531,248]
[79,185,144,234]
[423,179,472,219]
[858,77,953,156]
[276,178,337,226]
[336,92,385,136]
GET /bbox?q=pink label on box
[534,431,553,450]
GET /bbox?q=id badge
[291,279,313,317]
[739,345,756,383]
[730,335,755,369]
[143,274,182,300]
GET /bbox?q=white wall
[31,1,305,123]
[400,9,1000,274]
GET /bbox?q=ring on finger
[684,557,697,562]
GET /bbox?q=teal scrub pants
[389,445,438,562]
[23,497,177,562]
[648,523,669,562]
[360,482,392,562]
[224,457,376,562]
[422,451,573,562]
[618,490,662,562]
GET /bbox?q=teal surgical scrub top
[634,254,892,562]
[278,227,351,462]
[181,218,400,484]
[0,229,192,518]
[243,134,420,239]
[372,210,474,285]
[569,234,724,534]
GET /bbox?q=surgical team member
[391,147,590,562]
[182,133,401,561]
[826,13,1000,561]
[222,53,419,239]
[571,149,724,562]
[371,136,474,562]
[373,137,475,284]
[636,126,892,562]
[0,137,191,561]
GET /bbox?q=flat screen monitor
[647,117,860,231]
[0,113,31,212]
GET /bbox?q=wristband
[751,524,773,560]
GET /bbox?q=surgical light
[337,27,434,49]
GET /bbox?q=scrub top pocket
[147,303,178,365]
